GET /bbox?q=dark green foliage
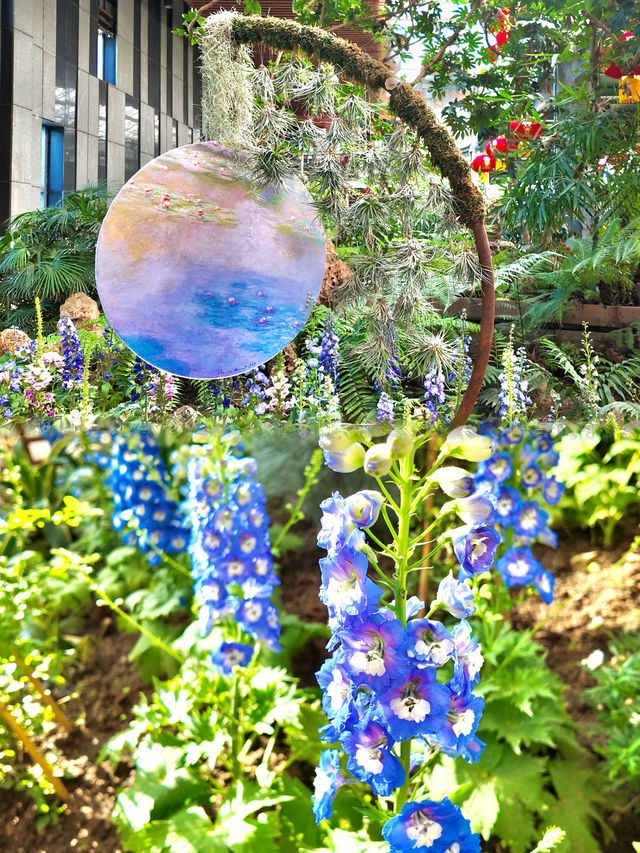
[428,621,610,852]
[499,219,640,329]
[497,100,640,245]
[0,186,108,332]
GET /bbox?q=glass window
[97,31,117,85]
[97,1,117,85]
[41,124,64,208]
[154,110,160,157]
[125,96,140,180]
[148,0,161,110]
[98,80,108,183]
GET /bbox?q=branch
[222,14,496,424]
[411,0,484,85]
[327,0,420,34]
[187,0,219,37]
[622,48,640,75]
[583,9,620,44]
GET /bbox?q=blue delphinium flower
[474,424,562,603]
[451,525,501,580]
[436,687,485,760]
[424,367,446,425]
[313,482,486,838]
[104,429,187,565]
[376,390,395,426]
[210,641,254,675]
[57,314,84,389]
[312,749,344,824]
[341,713,406,796]
[432,572,476,619]
[498,338,532,424]
[319,321,339,386]
[186,440,280,672]
[382,798,480,853]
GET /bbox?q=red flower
[602,32,640,79]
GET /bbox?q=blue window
[41,124,64,208]
[97,31,117,85]
[96,2,117,85]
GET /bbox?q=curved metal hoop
[204,15,495,424]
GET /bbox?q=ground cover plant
[0,405,638,851]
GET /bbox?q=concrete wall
[4,0,201,220]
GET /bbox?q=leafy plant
[500,219,640,330]
[582,628,640,791]
[553,428,640,546]
[0,186,108,332]
[102,630,327,853]
[428,619,610,852]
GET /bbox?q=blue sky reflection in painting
[95,142,326,378]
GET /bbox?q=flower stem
[34,297,43,360]
[272,447,323,552]
[78,569,184,663]
[393,448,415,627]
[395,739,412,811]
[12,649,73,733]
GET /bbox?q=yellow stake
[12,650,73,734]
[0,696,69,800]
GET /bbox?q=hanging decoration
[487,7,513,62]
[95,142,326,379]
[199,11,254,148]
[471,154,496,173]
[472,119,545,175]
[619,75,640,103]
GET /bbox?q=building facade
[0,0,202,226]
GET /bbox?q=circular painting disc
[95,142,326,379]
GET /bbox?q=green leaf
[125,806,226,853]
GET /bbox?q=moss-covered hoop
[202,15,495,425]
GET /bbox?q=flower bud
[442,426,493,462]
[441,491,495,526]
[386,429,414,459]
[323,442,365,473]
[319,425,356,452]
[431,571,475,618]
[363,443,393,476]
[344,490,384,529]
[431,466,475,498]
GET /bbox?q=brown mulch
[0,614,149,853]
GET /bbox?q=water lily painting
[95,142,326,378]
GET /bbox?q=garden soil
[1,520,639,852]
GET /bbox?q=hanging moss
[196,12,494,425]
[229,15,485,229]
